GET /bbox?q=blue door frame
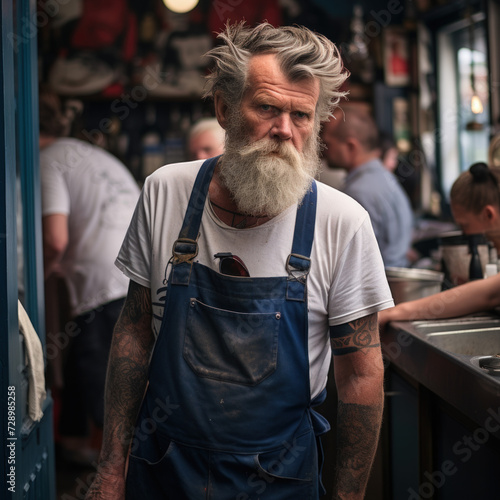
[1,0,56,498]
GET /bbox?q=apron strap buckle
[172,238,199,264]
[286,253,310,302]
[286,253,311,281]
[171,238,199,285]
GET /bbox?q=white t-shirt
[116,160,394,398]
[41,138,140,317]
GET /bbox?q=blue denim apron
[126,157,330,499]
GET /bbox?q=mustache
[237,136,302,163]
[241,138,286,154]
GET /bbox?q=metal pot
[386,267,444,305]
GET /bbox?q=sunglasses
[214,252,250,277]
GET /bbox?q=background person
[450,162,500,245]
[380,162,500,325]
[379,271,500,325]
[39,88,140,464]
[86,22,393,500]
[379,131,399,172]
[321,105,414,268]
[187,116,225,160]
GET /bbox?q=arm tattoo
[335,400,384,498]
[99,281,155,469]
[120,280,153,325]
[330,314,380,356]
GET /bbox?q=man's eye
[260,104,272,111]
[294,111,309,119]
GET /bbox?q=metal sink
[410,317,500,356]
[384,316,500,443]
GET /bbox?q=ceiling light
[471,94,484,114]
[162,0,199,14]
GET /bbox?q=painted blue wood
[0,0,21,389]
[17,0,46,343]
[1,1,24,498]
[15,0,56,496]
[1,1,56,498]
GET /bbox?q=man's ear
[345,137,358,154]
[214,93,228,130]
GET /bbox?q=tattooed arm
[85,280,155,500]
[330,312,384,500]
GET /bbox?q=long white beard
[219,124,321,217]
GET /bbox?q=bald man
[322,106,413,267]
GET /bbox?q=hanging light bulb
[466,7,484,127]
[471,93,484,114]
[470,50,483,114]
[162,0,199,14]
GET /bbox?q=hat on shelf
[141,33,212,98]
[48,52,118,95]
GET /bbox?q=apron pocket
[184,298,280,385]
[255,429,316,483]
[129,434,176,465]
[127,439,208,499]
[235,432,316,499]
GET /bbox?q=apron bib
[126,157,329,499]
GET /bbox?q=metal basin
[411,318,500,356]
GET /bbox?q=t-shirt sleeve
[115,185,152,289]
[327,214,394,326]
[343,186,384,243]
[40,158,70,216]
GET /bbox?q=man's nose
[270,114,292,141]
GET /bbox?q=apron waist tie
[309,388,330,496]
[309,388,330,435]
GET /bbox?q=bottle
[468,235,483,280]
[141,105,165,179]
[484,264,498,278]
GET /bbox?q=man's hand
[85,465,125,499]
[85,280,155,499]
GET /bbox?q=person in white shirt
[86,22,393,500]
[39,89,140,463]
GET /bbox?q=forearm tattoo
[335,400,384,498]
[99,281,155,467]
[330,314,380,356]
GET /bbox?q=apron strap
[171,156,220,285]
[286,180,317,301]
[171,161,318,290]
[178,156,220,242]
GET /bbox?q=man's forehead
[246,54,320,104]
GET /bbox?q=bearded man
[86,22,393,500]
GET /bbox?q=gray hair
[203,22,349,122]
[188,117,225,144]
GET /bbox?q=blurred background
[2,0,500,498]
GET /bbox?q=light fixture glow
[471,94,484,114]
[162,0,199,14]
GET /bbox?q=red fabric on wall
[208,0,282,36]
[71,0,137,60]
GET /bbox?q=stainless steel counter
[382,314,500,439]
